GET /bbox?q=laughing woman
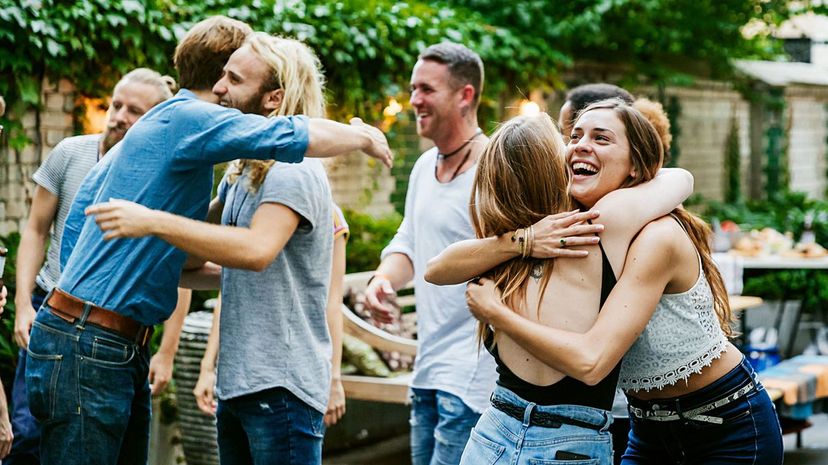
[427,105,695,464]
[460,100,783,464]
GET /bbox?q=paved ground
[325,414,828,465]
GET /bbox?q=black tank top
[486,244,620,410]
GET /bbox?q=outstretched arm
[466,221,675,385]
[425,210,602,286]
[86,200,300,272]
[306,118,392,168]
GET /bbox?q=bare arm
[194,296,221,415]
[0,382,10,458]
[149,288,191,395]
[179,262,222,290]
[86,200,300,272]
[466,222,676,385]
[306,117,392,168]
[14,186,59,348]
[593,167,693,273]
[425,210,602,285]
[325,235,347,426]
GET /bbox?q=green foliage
[342,208,402,273]
[724,116,742,203]
[1,0,811,147]
[0,232,21,388]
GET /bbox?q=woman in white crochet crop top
[462,100,783,464]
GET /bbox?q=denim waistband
[491,385,611,431]
[627,356,759,414]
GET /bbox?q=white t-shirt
[382,148,497,413]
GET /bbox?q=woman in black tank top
[427,102,693,465]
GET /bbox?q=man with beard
[9,68,183,465]
[87,33,339,464]
[362,42,497,465]
[25,16,390,465]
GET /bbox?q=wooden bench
[340,272,417,404]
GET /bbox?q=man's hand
[85,199,157,240]
[351,118,393,169]
[14,299,36,348]
[324,378,346,426]
[529,210,603,258]
[193,368,217,415]
[149,351,174,396]
[466,278,507,326]
[363,275,398,325]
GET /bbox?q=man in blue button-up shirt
[25,16,392,465]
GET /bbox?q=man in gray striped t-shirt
[8,68,182,465]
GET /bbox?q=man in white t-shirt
[363,42,496,465]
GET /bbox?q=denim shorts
[460,386,614,465]
[623,357,783,464]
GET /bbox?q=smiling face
[100,81,163,154]
[409,59,466,142]
[566,108,635,208]
[212,45,277,116]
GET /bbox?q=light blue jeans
[410,388,481,465]
[460,386,614,465]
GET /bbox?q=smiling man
[362,42,496,465]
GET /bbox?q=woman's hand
[529,210,603,258]
[466,278,508,326]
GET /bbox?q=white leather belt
[628,382,756,425]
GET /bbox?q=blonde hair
[471,113,571,344]
[116,68,177,106]
[227,33,327,189]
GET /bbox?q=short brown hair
[174,16,253,91]
[419,42,484,108]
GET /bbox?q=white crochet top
[618,240,728,392]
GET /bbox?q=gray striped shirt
[32,134,99,292]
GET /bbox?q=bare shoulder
[627,217,682,267]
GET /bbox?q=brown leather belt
[47,288,152,346]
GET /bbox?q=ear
[459,84,475,108]
[263,88,284,113]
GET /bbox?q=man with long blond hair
[27,16,390,464]
[87,33,339,465]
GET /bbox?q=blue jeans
[6,292,45,465]
[460,386,614,465]
[216,386,325,465]
[622,357,783,464]
[24,305,151,465]
[409,388,482,465]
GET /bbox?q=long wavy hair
[470,113,572,344]
[226,33,327,190]
[580,99,734,336]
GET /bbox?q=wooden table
[739,255,828,357]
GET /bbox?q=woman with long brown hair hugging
[426,102,694,463]
[429,99,783,464]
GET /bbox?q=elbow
[239,248,275,272]
[572,353,610,386]
[424,259,452,286]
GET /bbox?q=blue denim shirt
[58,89,309,325]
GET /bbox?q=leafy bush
[0,233,21,391]
[342,208,402,273]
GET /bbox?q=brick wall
[0,78,75,234]
[785,86,828,199]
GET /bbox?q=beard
[100,123,127,154]
[222,92,267,116]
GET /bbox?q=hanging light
[519,99,541,116]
